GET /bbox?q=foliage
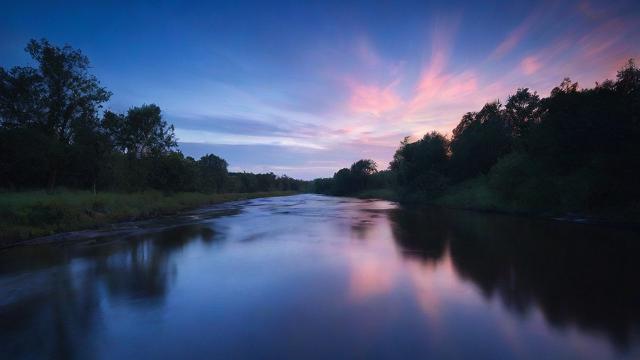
[449,102,512,181]
[311,159,388,196]
[391,132,449,197]
[103,104,177,158]
[0,39,308,197]
[313,59,640,219]
[0,39,111,190]
[196,154,228,193]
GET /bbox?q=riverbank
[350,180,640,226]
[0,190,298,243]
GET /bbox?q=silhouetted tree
[350,159,377,191]
[0,39,310,193]
[390,132,449,196]
[103,104,176,159]
[316,59,640,214]
[449,102,511,181]
[0,39,111,189]
[196,154,228,193]
[504,88,540,140]
[332,168,352,195]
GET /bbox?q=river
[1,194,639,359]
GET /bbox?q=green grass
[0,190,298,243]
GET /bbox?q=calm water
[1,194,639,359]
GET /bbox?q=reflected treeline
[0,265,101,359]
[0,223,218,359]
[389,208,640,349]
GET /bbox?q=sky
[2,0,639,179]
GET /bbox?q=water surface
[1,194,639,359]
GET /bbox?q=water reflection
[0,223,219,359]
[0,195,639,359]
[389,207,640,349]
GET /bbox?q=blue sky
[2,0,639,179]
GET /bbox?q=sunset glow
[3,0,638,178]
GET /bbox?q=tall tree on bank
[197,154,228,193]
[449,102,512,181]
[0,39,111,190]
[350,159,377,191]
[103,104,177,158]
[390,132,449,196]
[102,104,179,191]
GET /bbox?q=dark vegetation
[312,60,640,220]
[0,191,295,242]
[0,39,307,194]
[0,39,306,241]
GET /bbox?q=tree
[197,154,228,193]
[615,59,640,96]
[391,132,449,195]
[0,39,111,189]
[550,77,578,97]
[0,66,45,128]
[449,102,511,181]
[504,88,540,139]
[0,39,313,194]
[333,168,353,195]
[147,151,193,192]
[103,104,177,158]
[350,159,377,191]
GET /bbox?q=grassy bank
[348,179,640,225]
[434,177,640,224]
[0,190,297,243]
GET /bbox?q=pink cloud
[534,15,640,87]
[347,80,403,116]
[520,56,542,75]
[328,4,640,171]
[405,17,481,114]
[578,18,631,59]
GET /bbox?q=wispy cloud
[347,79,403,116]
[175,128,327,150]
[490,2,549,59]
[142,2,640,177]
[520,56,542,75]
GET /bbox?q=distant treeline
[312,60,640,215]
[0,39,307,193]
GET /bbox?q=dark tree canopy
[103,104,177,158]
[197,154,229,193]
[0,39,307,193]
[0,39,112,140]
[350,159,377,190]
[504,88,540,139]
[391,132,449,195]
[313,59,640,214]
[449,102,511,181]
[0,39,111,189]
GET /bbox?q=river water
[1,194,639,359]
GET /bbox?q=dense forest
[0,39,307,194]
[313,60,640,217]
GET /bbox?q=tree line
[313,59,640,213]
[0,39,307,193]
